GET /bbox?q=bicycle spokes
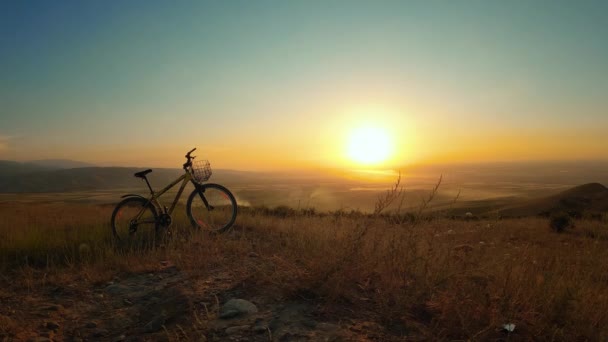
[112,199,157,246]
[189,186,236,232]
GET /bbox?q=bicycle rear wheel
[187,183,237,233]
[111,197,159,248]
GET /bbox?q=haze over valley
[2,159,607,216]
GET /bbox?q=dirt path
[0,261,394,342]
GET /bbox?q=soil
[0,261,406,342]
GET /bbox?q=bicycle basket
[190,160,212,184]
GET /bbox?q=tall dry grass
[1,196,608,340]
[236,211,608,340]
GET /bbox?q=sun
[347,125,393,165]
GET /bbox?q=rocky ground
[0,259,401,342]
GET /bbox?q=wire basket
[190,159,212,184]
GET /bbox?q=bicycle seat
[134,169,153,178]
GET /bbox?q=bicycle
[110,148,238,245]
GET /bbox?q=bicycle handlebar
[185,147,196,158]
[183,147,197,169]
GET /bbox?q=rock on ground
[219,299,259,319]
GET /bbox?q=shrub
[549,211,573,233]
[271,205,296,218]
[300,207,316,216]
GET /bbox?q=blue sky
[1,1,607,169]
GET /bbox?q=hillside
[2,202,608,340]
[0,159,257,192]
[27,159,96,169]
[497,182,608,217]
[0,165,322,193]
[0,160,54,178]
[0,167,183,192]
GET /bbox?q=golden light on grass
[346,125,393,165]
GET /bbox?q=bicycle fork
[195,185,214,210]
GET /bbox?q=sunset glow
[347,126,393,165]
[0,2,607,170]
[2,3,608,338]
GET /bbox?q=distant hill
[0,159,94,179]
[0,164,288,193]
[0,167,171,192]
[0,160,54,178]
[497,183,608,217]
[28,159,96,169]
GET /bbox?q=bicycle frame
[131,171,197,222]
[110,147,238,236]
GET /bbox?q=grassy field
[1,199,608,341]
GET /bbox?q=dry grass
[238,213,608,340]
[1,199,608,340]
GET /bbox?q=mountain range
[0,160,303,193]
[1,160,607,218]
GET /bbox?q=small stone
[45,321,60,331]
[143,314,166,333]
[225,325,249,335]
[502,323,516,332]
[219,299,258,319]
[248,252,259,258]
[219,309,239,319]
[85,321,97,329]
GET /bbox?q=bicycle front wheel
[187,183,237,233]
[111,197,159,248]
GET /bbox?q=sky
[1,0,607,170]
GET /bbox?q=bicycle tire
[110,196,159,247]
[186,183,237,233]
